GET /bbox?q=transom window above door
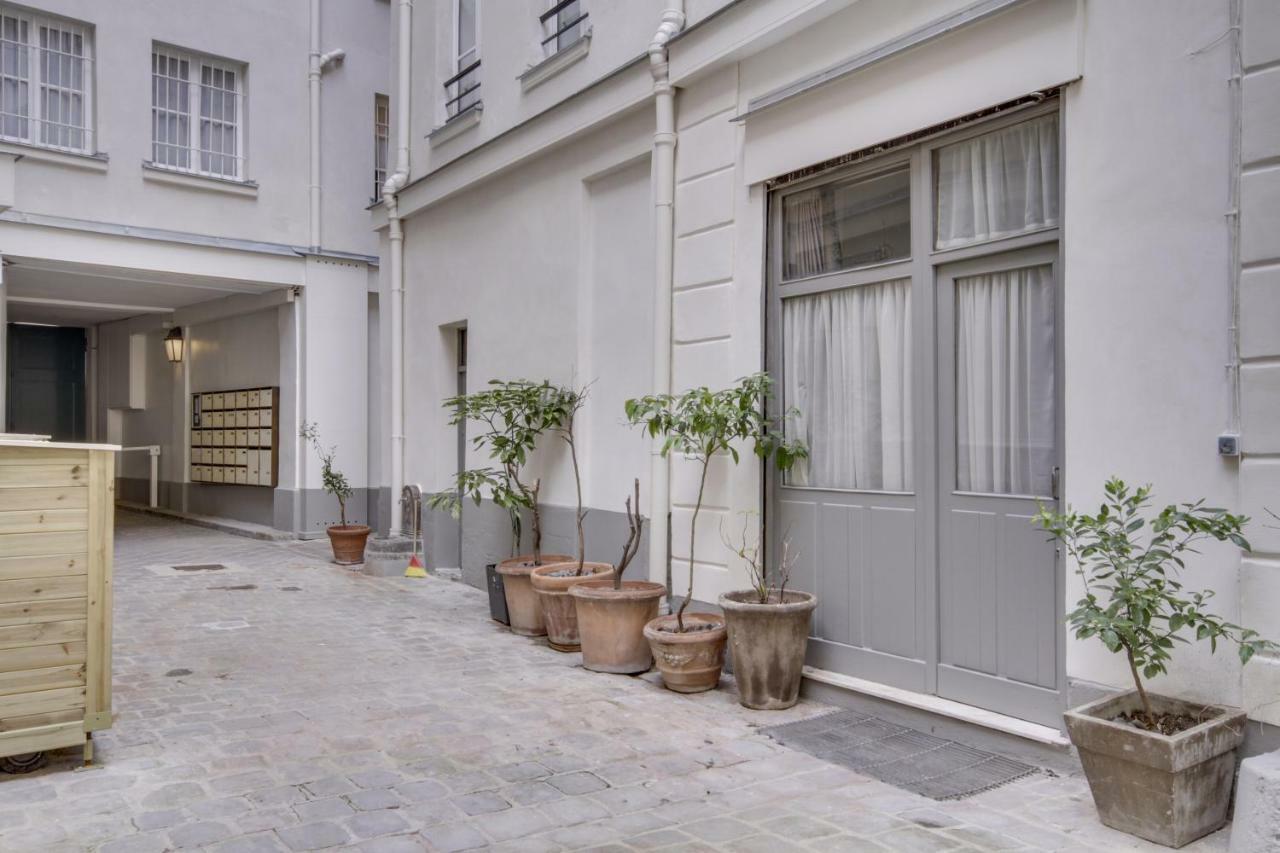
[150,46,246,180]
[781,166,911,281]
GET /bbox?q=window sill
[0,140,108,172]
[519,31,591,92]
[429,104,483,146]
[141,162,259,197]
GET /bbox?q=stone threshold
[116,501,293,542]
[803,666,1071,749]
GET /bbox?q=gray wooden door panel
[808,637,929,693]
[936,665,1063,728]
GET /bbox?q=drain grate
[172,563,227,572]
[762,710,1038,800]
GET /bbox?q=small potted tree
[530,386,615,651]
[300,422,370,565]
[569,479,666,673]
[1037,479,1276,848]
[719,517,815,709]
[429,380,569,635]
[625,373,806,693]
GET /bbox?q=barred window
[0,4,93,153]
[151,45,245,180]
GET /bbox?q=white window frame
[0,3,94,154]
[149,44,246,181]
[373,92,388,200]
[444,0,480,119]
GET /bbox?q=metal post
[149,446,159,508]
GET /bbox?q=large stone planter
[495,554,572,637]
[719,589,816,710]
[570,580,666,674]
[643,613,727,693]
[530,562,615,651]
[1064,691,1246,848]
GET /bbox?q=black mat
[762,710,1038,800]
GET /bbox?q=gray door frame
[765,100,1066,725]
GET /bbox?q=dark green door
[6,324,87,441]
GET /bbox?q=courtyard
[0,511,1233,853]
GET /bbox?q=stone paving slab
[0,511,1233,852]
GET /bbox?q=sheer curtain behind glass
[936,114,1059,249]
[784,279,912,491]
[955,264,1054,496]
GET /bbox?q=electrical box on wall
[1218,433,1240,457]
[189,386,280,487]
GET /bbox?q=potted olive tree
[300,422,370,565]
[427,380,570,636]
[570,478,665,673]
[1037,479,1276,848]
[625,373,806,693]
[530,386,616,651]
[718,516,814,709]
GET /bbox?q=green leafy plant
[299,421,355,527]
[720,511,797,605]
[625,373,807,632]
[1036,478,1276,722]
[426,379,574,565]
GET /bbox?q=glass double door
[767,109,1064,726]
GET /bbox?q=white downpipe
[308,0,344,251]
[648,3,685,591]
[383,0,413,536]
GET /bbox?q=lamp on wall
[164,326,184,363]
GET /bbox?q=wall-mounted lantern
[164,326,184,363]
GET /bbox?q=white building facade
[376,0,1280,742]
[0,0,390,535]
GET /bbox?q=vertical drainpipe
[309,0,345,251]
[383,0,413,536]
[648,3,685,596]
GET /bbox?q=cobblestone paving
[0,511,1231,852]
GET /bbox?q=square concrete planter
[1064,691,1246,848]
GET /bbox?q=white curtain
[784,279,912,491]
[782,190,838,279]
[955,264,1055,496]
[936,114,1060,249]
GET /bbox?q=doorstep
[803,666,1071,749]
[116,501,293,542]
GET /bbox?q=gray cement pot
[1064,691,1246,848]
[719,589,816,710]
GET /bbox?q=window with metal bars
[445,0,479,119]
[374,93,388,199]
[540,0,587,57]
[0,4,92,153]
[150,45,245,180]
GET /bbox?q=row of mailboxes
[191,387,279,487]
[198,388,274,411]
[193,429,273,448]
[191,463,273,486]
[200,408,273,430]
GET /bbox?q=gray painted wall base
[423,499,653,591]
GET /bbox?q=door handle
[1050,466,1060,501]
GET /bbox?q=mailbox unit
[0,436,117,765]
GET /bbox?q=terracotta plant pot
[570,580,667,673]
[643,613,727,693]
[530,562,616,651]
[326,524,371,565]
[720,589,816,710]
[495,554,572,637]
[1064,691,1246,848]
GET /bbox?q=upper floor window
[444,0,479,119]
[0,4,93,153]
[373,93,388,199]
[541,0,587,57]
[151,45,245,180]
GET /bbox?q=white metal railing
[119,445,161,508]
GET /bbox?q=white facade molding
[428,105,484,146]
[0,140,109,172]
[141,162,260,197]
[519,32,592,93]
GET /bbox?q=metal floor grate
[762,710,1038,800]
